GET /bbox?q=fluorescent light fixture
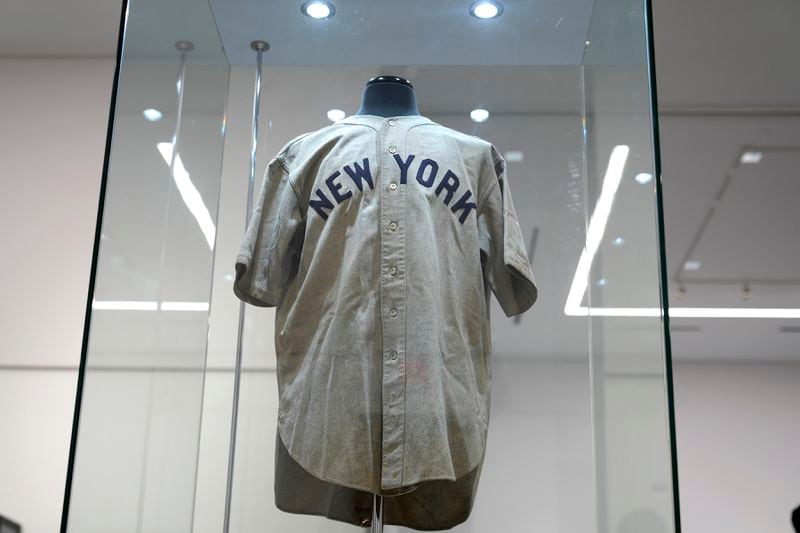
[301,0,335,19]
[683,260,701,271]
[635,172,653,184]
[470,0,504,18]
[470,108,490,123]
[563,306,800,319]
[505,150,524,162]
[160,301,210,312]
[565,306,661,317]
[563,146,800,319]
[157,143,216,249]
[740,151,762,164]
[327,109,346,122]
[143,108,163,122]
[92,300,158,311]
[612,236,625,246]
[564,144,630,314]
[92,301,209,311]
[671,307,800,319]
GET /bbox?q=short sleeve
[233,154,305,307]
[477,144,538,317]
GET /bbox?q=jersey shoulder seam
[274,154,307,221]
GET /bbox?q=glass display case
[61,0,680,531]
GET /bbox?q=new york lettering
[308,154,477,224]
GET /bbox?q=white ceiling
[207,0,593,66]
[2,0,799,104]
[1,0,798,362]
[652,0,800,109]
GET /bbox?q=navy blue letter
[325,170,352,204]
[451,189,477,224]
[416,158,439,188]
[393,154,415,185]
[309,188,334,220]
[343,158,374,191]
[434,169,460,205]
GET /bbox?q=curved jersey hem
[277,420,486,495]
[274,487,476,532]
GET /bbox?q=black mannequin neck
[356,76,420,117]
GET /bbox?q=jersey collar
[337,114,437,127]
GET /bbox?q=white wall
[0,57,114,531]
[673,361,800,533]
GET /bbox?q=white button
[389,308,398,317]
[390,350,397,359]
[388,119,396,126]
[389,182,397,190]
[388,221,397,231]
[388,146,397,154]
[389,266,397,275]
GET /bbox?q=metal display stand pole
[222,39,270,533]
[371,493,384,532]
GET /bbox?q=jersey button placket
[379,120,406,490]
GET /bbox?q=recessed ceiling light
[143,108,163,122]
[301,0,335,19]
[470,1,504,19]
[683,260,701,271]
[505,150,524,162]
[470,108,490,122]
[634,172,653,184]
[596,278,608,287]
[612,236,625,246]
[740,151,762,164]
[327,109,346,122]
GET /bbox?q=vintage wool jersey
[233,113,538,529]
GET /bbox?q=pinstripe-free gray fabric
[234,113,538,529]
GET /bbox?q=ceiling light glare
[740,151,763,164]
[596,278,608,287]
[143,108,163,122]
[612,236,625,246]
[327,109,346,122]
[301,0,335,19]
[634,172,653,184]
[470,1,504,19]
[470,108,490,122]
[683,260,701,271]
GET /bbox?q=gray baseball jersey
[233,113,538,529]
